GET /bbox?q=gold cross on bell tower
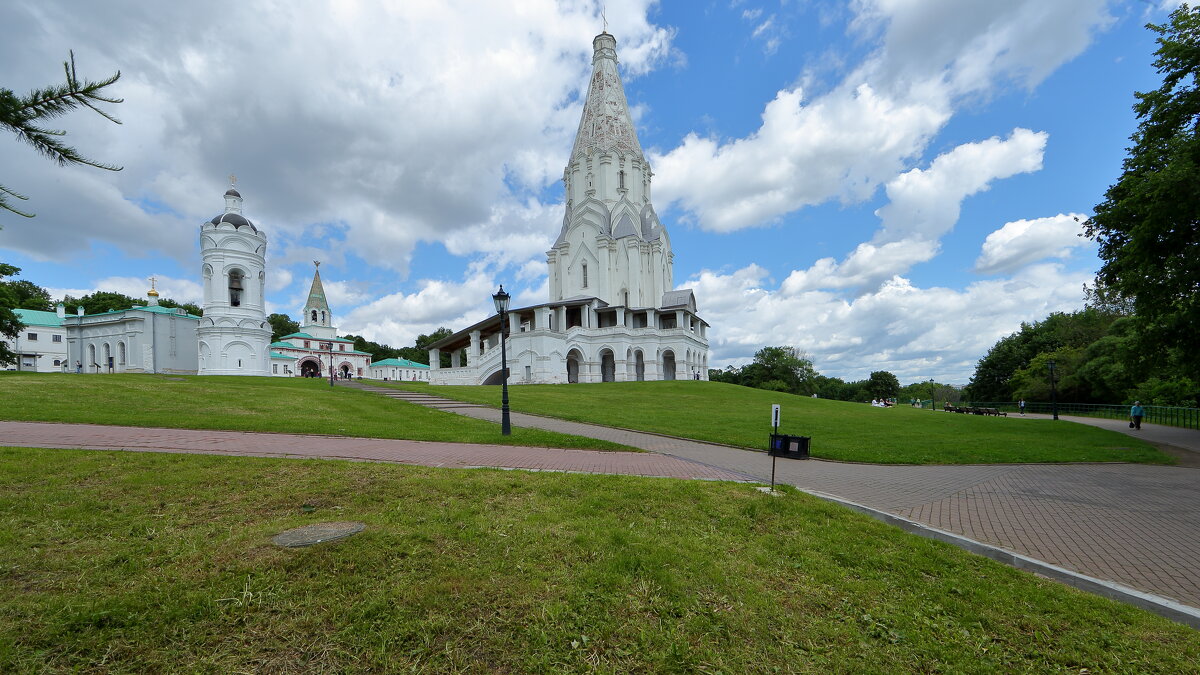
[229,174,237,187]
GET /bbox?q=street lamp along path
[492,285,512,436]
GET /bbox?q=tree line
[706,345,960,404]
[963,294,1196,407]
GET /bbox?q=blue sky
[0,0,1179,383]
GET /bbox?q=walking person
[1130,401,1145,430]
[1019,399,1026,416]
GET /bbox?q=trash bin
[768,433,810,459]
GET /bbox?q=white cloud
[974,213,1093,275]
[651,0,1108,234]
[651,84,948,232]
[46,275,203,304]
[0,0,673,280]
[780,129,1048,294]
[874,128,1047,242]
[692,261,1091,383]
[338,272,498,348]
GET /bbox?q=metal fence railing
[963,401,1200,430]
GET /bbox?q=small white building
[429,31,709,385]
[264,264,373,378]
[5,305,69,371]
[368,357,430,382]
[62,292,201,375]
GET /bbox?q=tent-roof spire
[569,31,644,162]
[306,261,330,314]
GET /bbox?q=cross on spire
[229,174,237,187]
[601,4,608,32]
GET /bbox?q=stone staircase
[336,380,491,413]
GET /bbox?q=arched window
[321,311,326,324]
[311,309,318,322]
[228,270,244,307]
[582,262,588,288]
[118,342,126,365]
[618,170,625,189]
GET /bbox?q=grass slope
[385,380,1172,464]
[2,447,1195,672]
[0,373,629,451]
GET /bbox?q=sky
[0,0,1182,384]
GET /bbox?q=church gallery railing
[961,401,1200,430]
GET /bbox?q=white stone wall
[429,321,708,386]
[64,310,199,375]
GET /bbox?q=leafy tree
[1129,376,1198,407]
[1082,278,1135,316]
[964,309,1121,401]
[62,291,143,315]
[345,334,400,363]
[2,51,123,218]
[156,298,202,317]
[0,263,25,365]
[866,370,900,400]
[1009,347,1087,402]
[1084,5,1200,382]
[740,346,817,395]
[400,327,453,367]
[267,313,300,342]
[0,276,51,310]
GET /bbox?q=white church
[428,31,710,385]
[198,187,374,378]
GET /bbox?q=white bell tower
[197,178,271,376]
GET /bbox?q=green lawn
[2,447,1194,673]
[0,373,630,451]
[382,380,1173,464]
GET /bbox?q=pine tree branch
[1,51,124,219]
[0,184,35,218]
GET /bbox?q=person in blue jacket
[1130,401,1145,430]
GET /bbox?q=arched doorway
[600,349,615,382]
[340,364,351,378]
[662,350,676,380]
[299,358,320,377]
[635,350,645,381]
[566,349,583,383]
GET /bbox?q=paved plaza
[3,388,1199,616]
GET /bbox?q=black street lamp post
[493,285,511,436]
[1047,359,1059,420]
[325,342,335,388]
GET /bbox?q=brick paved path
[358,384,1200,609]
[0,421,751,482]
